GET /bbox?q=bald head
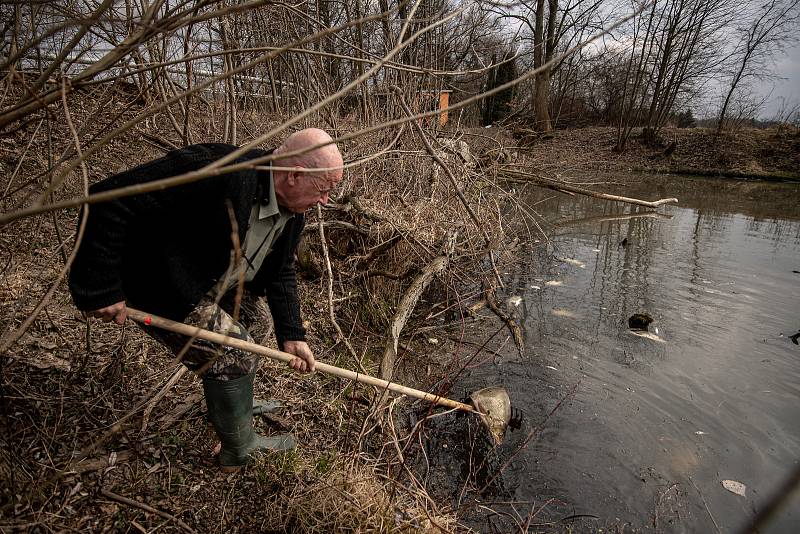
[273,128,343,174]
[272,128,344,213]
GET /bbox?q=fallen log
[379,230,457,381]
[500,168,678,208]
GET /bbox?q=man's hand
[283,340,316,373]
[87,301,127,325]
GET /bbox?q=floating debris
[629,330,666,343]
[427,338,439,345]
[529,285,541,290]
[551,308,578,318]
[628,313,654,330]
[722,479,746,497]
[545,365,559,371]
[694,431,707,435]
[545,280,563,287]
[563,258,586,268]
[506,296,523,308]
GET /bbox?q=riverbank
[0,94,515,532]
[3,94,797,531]
[509,125,800,181]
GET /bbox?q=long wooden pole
[126,307,474,413]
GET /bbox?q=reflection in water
[424,176,800,533]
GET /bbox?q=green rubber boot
[202,373,295,472]
[253,398,284,415]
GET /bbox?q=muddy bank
[507,126,800,181]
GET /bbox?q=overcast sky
[754,41,800,119]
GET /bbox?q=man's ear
[287,167,304,186]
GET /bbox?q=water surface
[426,175,800,532]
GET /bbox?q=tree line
[1,0,798,148]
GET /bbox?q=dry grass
[510,125,800,180]
[9,84,793,532]
[0,85,535,533]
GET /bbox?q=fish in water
[629,330,666,343]
[551,308,578,318]
[562,258,586,268]
[506,296,523,308]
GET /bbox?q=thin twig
[100,488,197,534]
[139,365,187,432]
[688,475,721,534]
[316,204,367,374]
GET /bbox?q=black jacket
[68,143,306,345]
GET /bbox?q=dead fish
[506,296,523,308]
[629,330,666,343]
[551,308,577,318]
[469,387,512,445]
[545,280,563,287]
[563,258,586,268]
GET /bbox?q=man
[69,128,343,472]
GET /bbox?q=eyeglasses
[306,175,336,196]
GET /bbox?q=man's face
[279,170,343,213]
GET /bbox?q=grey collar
[258,167,281,219]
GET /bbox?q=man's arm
[248,214,314,371]
[69,144,241,317]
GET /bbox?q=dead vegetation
[0,78,744,532]
[2,0,797,530]
[511,125,800,180]
[0,84,555,533]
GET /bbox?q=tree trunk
[533,0,552,131]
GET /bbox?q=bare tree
[717,0,800,133]
[611,0,730,150]
[496,0,604,130]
